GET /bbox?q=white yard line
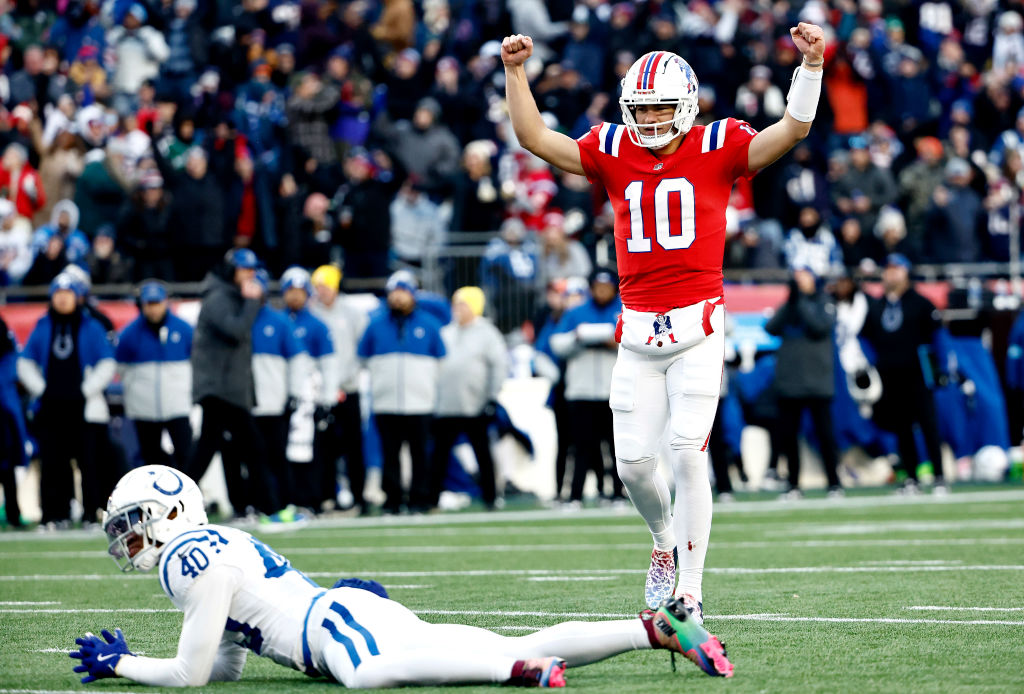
[526,576,618,582]
[3,563,1024,585]
[766,518,1024,536]
[0,601,60,605]
[0,690,153,694]
[904,606,1024,612]
[6,535,1024,560]
[417,610,1024,627]
[0,608,178,614]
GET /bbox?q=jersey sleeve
[159,531,233,607]
[576,122,626,186]
[116,564,242,687]
[701,118,759,181]
[723,118,759,180]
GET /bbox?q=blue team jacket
[115,313,194,421]
[358,307,445,415]
[286,307,337,407]
[252,306,306,416]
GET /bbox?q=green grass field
[2,487,1024,693]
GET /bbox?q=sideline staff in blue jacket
[358,270,445,514]
[18,273,115,526]
[115,281,194,469]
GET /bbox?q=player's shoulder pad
[578,122,626,158]
[700,118,758,154]
[158,527,234,600]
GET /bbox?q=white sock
[501,619,652,666]
[669,447,712,602]
[616,456,676,551]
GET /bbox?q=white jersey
[159,525,321,669]
[116,525,326,686]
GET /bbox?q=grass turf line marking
[0,690,154,694]
[417,610,1024,626]
[0,608,178,613]
[11,536,1024,560]
[904,606,1024,611]
[5,563,1024,582]
[0,601,60,605]
[527,576,618,582]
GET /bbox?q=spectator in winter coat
[220,269,306,517]
[86,226,132,286]
[831,137,897,238]
[117,172,175,281]
[309,264,370,514]
[358,270,445,514]
[481,218,540,334]
[166,147,227,281]
[18,274,115,526]
[31,199,91,273]
[764,266,843,498]
[390,179,445,269]
[334,149,401,280]
[897,136,946,253]
[391,98,461,198]
[115,280,193,469]
[73,149,128,238]
[287,72,340,165]
[536,211,592,292]
[0,143,46,221]
[550,268,623,505]
[783,206,843,278]
[431,287,507,509]
[923,158,985,263]
[186,249,282,517]
[0,200,34,286]
[105,4,169,112]
[280,267,337,511]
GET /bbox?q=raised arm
[502,34,585,176]
[747,23,825,172]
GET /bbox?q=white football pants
[609,310,724,602]
[308,588,651,688]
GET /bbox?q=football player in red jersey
[502,25,825,620]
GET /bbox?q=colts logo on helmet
[151,469,184,496]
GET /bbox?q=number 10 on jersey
[624,177,696,252]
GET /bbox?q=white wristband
[786,66,822,123]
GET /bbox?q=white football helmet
[102,465,208,572]
[619,51,700,148]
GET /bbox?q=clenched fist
[789,22,826,65]
[501,34,533,67]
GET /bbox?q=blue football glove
[69,628,134,683]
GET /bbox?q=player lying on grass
[69,465,734,688]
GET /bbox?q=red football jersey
[577,118,757,312]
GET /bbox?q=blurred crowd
[0,0,1021,297]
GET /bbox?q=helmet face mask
[619,52,700,148]
[102,466,208,573]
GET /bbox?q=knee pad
[615,455,656,485]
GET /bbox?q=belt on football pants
[301,590,328,676]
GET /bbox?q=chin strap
[786,65,822,123]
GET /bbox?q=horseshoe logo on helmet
[152,470,184,496]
